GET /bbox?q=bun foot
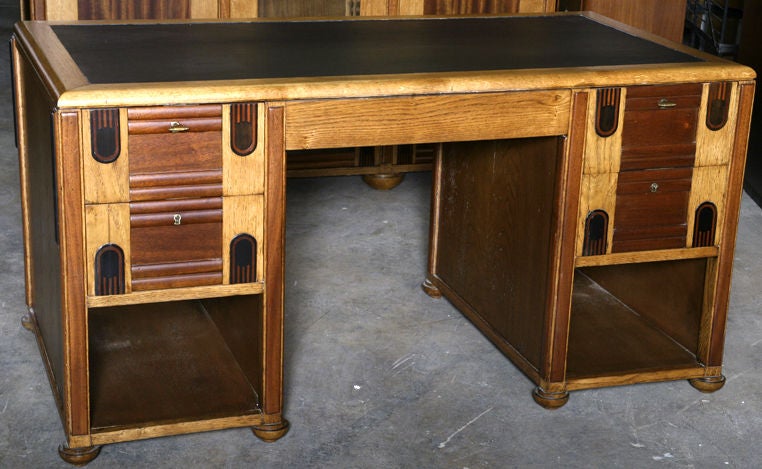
[58,444,101,466]
[689,375,726,393]
[21,311,35,331]
[421,278,442,299]
[532,387,569,409]
[362,173,404,190]
[252,419,290,442]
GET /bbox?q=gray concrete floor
[2,4,762,468]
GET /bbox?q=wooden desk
[11,14,755,464]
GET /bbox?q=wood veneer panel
[202,295,264,400]
[423,0,521,14]
[128,133,221,175]
[89,301,260,430]
[77,0,191,20]
[435,137,561,369]
[285,91,570,150]
[257,0,347,17]
[568,0,687,43]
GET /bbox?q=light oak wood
[89,413,264,445]
[695,82,739,167]
[566,367,708,391]
[574,246,719,268]
[84,203,132,296]
[686,165,729,247]
[285,90,571,150]
[222,195,265,284]
[575,172,618,257]
[582,87,624,175]
[82,109,130,204]
[86,282,264,307]
[222,103,265,196]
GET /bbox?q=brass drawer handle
[168,121,189,133]
[657,98,677,109]
[650,183,659,193]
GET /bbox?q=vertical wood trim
[263,104,285,416]
[47,0,78,20]
[543,91,587,384]
[82,108,129,204]
[222,103,265,196]
[12,38,35,307]
[696,82,739,167]
[189,0,219,18]
[686,165,728,247]
[229,0,258,17]
[575,172,617,256]
[426,144,444,279]
[85,203,131,296]
[56,110,90,438]
[705,82,755,367]
[222,195,264,285]
[584,87,624,174]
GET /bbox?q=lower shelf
[566,261,706,382]
[88,298,262,432]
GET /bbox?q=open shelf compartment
[88,295,264,432]
[567,258,709,382]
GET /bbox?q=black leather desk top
[51,15,702,85]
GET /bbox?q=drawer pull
[650,183,659,193]
[173,213,182,225]
[657,98,677,109]
[168,121,190,133]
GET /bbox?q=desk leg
[252,103,289,441]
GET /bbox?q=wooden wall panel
[570,0,687,43]
[77,0,191,19]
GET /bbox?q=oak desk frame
[11,13,756,464]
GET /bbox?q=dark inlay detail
[706,82,731,131]
[231,103,257,156]
[583,210,609,256]
[230,234,257,284]
[595,88,621,137]
[95,244,125,295]
[90,109,121,163]
[358,147,375,167]
[693,202,717,247]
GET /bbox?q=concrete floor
[2,4,762,468]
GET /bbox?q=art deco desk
[11,14,755,464]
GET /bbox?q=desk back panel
[433,137,562,369]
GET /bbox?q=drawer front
[621,84,701,171]
[130,197,223,291]
[612,168,693,253]
[86,103,266,297]
[128,105,223,176]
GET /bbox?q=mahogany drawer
[621,84,702,171]
[612,167,693,253]
[128,105,222,176]
[130,197,223,291]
